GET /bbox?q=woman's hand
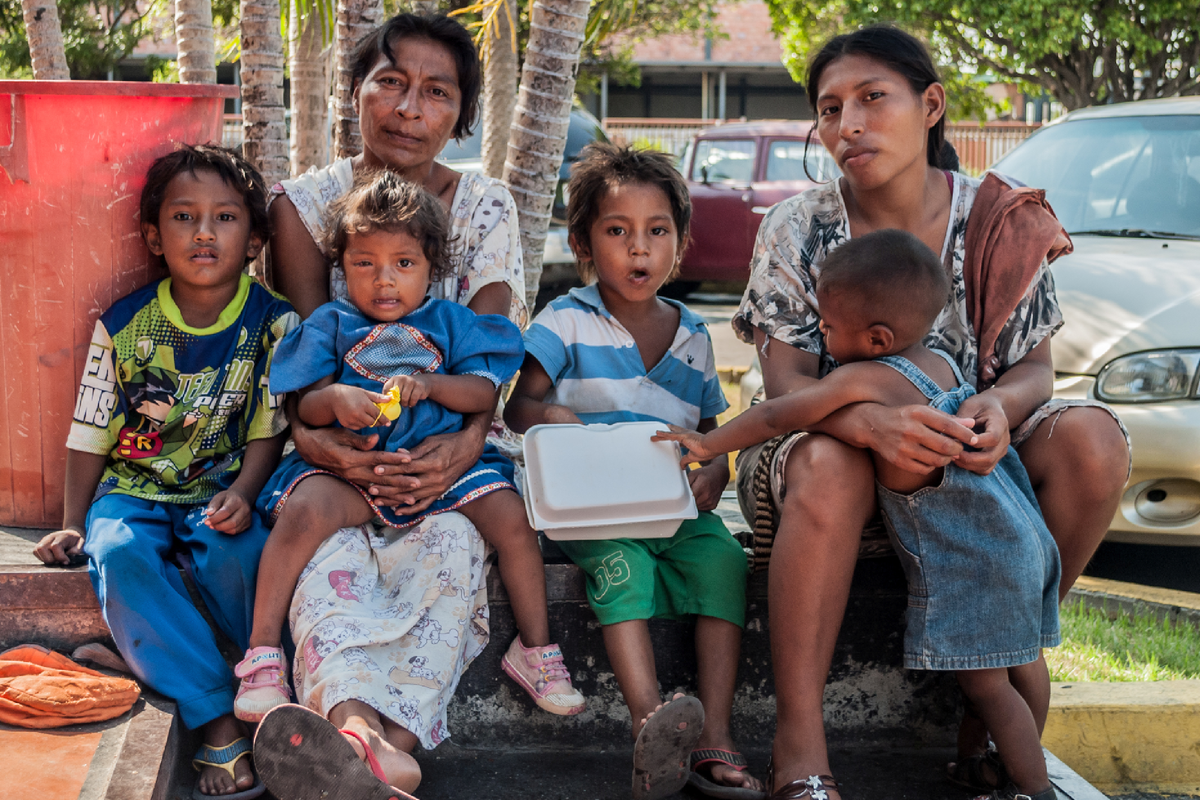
[856,403,978,474]
[291,423,418,504]
[379,424,489,513]
[950,392,1010,475]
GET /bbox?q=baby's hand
[34,529,85,565]
[330,384,393,429]
[205,489,252,534]
[651,425,713,466]
[383,374,432,407]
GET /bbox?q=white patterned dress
[270,163,525,749]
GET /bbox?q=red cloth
[0,645,140,729]
[963,172,1073,386]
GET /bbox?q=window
[765,139,841,182]
[691,139,755,184]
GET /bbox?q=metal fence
[605,117,1041,174]
[222,115,1041,176]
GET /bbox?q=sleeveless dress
[874,351,1061,671]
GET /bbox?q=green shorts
[557,511,749,628]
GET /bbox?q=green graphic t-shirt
[67,274,299,504]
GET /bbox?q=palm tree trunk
[21,0,69,79]
[175,0,217,83]
[480,0,517,180]
[502,0,588,311]
[333,0,384,159]
[241,0,289,188]
[289,0,330,174]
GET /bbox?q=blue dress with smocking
[874,350,1061,671]
[258,297,523,527]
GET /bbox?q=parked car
[739,97,1200,546]
[672,121,841,297]
[993,97,1200,545]
[438,107,607,303]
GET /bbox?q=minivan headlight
[1095,350,1200,403]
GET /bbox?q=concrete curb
[1045,577,1200,794]
[1068,575,1200,630]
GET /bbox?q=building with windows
[581,1,810,122]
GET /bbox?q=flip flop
[688,748,767,799]
[190,738,266,800]
[632,695,705,800]
[253,703,416,800]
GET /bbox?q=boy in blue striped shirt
[506,144,762,800]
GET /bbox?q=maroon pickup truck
[672,121,840,296]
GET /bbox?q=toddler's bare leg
[1009,653,1051,736]
[248,477,375,648]
[459,489,549,647]
[329,699,421,793]
[601,619,663,738]
[957,668,1050,794]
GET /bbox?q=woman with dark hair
[248,13,534,800]
[731,24,1129,800]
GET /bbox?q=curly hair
[140,144,269,263]
[322,170,452,282]
[566,142,692,284]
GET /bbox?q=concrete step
[0,692,182,800]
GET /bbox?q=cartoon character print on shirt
[115,368,193,463]
[341,646,382,672]
[406,519,471,562]
[329,569,362,601]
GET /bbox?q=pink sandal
[233,646,290,722]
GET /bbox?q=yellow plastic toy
[372,386,403,426]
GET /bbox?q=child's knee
[957,668,1009,702]
[275,479,364,539]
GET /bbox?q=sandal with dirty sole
[632,695,705,800]
[688,749,767,799]
[253,704,416,800]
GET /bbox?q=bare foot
[340,717,422,794]
[633,692,688,740]
[693,731,764,793]
[196,714,256,797]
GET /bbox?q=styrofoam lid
[523,422,696,527]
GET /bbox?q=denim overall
[874,351,1061,671]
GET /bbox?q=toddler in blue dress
[235,172,585,725]
[656,229,1061,800]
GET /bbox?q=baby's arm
[33,450,108,565]
[298,376,393,430]
[383,373,496,415]
[503,355,583,432]
[654,362,913,464]
[205,431,288,534]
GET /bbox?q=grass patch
[1047,601,1200,682]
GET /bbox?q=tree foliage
[0,0,158,78]
[767,0,1200,111]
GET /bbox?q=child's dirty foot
[688,741,765,798]
[632,694,705,800]
[193,714,262,799]
[341,718,422,794]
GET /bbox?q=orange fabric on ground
[0,729,103,800]
[0,645,140,728]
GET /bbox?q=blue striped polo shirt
[523,284,729,430]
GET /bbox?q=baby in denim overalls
[657,229,1061,800]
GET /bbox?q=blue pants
[84,493,269,729]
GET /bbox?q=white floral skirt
[289,513,490,749]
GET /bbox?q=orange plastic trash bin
[0,81,239,528]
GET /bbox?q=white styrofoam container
[522,421,698,541]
